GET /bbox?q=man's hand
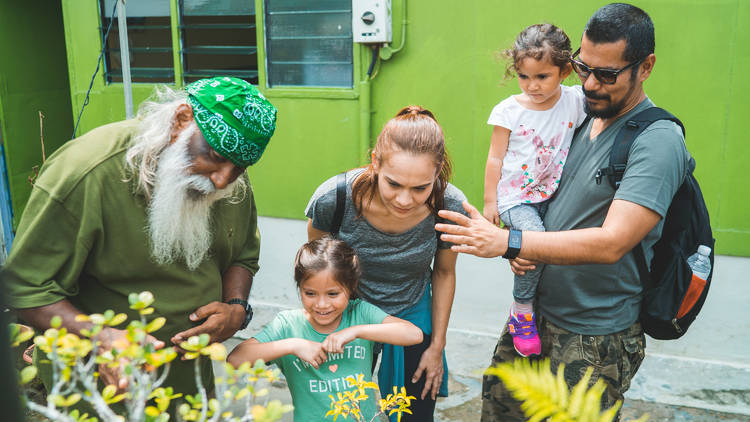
[293,339,328,369]
[170,301,244,347]
[483,202,501,226]
[436,201,508,258]
[411,345,444,400]
[97,327,164,392]
[322,327,358,354]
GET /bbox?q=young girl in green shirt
[228,238,422,421]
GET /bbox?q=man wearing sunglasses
[435,3,691,420]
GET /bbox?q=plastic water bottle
[686,245,712,280]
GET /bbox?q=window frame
[96,0,362,99]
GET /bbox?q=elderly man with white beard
[2,77,277,398]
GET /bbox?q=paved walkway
[230,217,750,420]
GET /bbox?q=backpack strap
[602,107,685,287]
[330,172,347,235]
[596,107,685,189]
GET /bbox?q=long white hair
[125,86,188,200]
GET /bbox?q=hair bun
[397,105,425,116]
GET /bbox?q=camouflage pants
[480,315,646,422]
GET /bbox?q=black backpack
[599,107,715,340]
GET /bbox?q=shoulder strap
[330,172,347,235]
[608,107,685,285]
[600,107,685,189]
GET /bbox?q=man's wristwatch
[502,229,522,260]
[225,298,253,330]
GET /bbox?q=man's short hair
[584,3,654,63]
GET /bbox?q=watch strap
[225,298,253,329]
[502,229,522,260]
[225,298,248,308]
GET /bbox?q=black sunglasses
[569,48,644,85]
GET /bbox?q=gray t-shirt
[305,169,468,315]
[538,99,690,335]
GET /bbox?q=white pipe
[117,0,134,118]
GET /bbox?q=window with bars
[179,0,258,84]
[100,0,174,83]
[100,0,258,85]
[99,0,352,88]
[264,0,353,88]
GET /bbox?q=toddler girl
[483,24,586,356]
[227,237,423,421]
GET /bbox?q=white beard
[147,123,235,270]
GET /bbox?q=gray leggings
[499,203,547,304]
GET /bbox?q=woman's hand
[322,327,358,354]
[293,339,328,369]
[411,344,444,400]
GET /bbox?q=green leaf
[19,366,38,385]
[145,406,160,417]
[108,313,128,327]
[64,393,82,407]
[102,384,117,400]
[138,291,155,307]
[198,333,210,347]
[145,317,166,333]
[50,316,62,328]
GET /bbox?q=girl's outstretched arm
[483,125,511,225]
[322,316,423,354]
[228,337,329,369]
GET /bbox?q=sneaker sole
[513,344,541,357]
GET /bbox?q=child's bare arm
[228,337,329,369]
[322,316,423,353]
[483,126,511,225]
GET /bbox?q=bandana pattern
[186,77,277,167]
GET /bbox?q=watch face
[509,231,522,248]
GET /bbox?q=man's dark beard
[583,89,624,119]
[583,75,638,119]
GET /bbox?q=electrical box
[352,0,391,43]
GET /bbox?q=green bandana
[186,77,277,167]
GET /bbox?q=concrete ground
[229,216,750,421]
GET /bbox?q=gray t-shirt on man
[305,169,468,315]
[538,98,690,335]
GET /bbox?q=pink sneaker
[508,312,541,357]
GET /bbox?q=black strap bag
[599,107,715,340]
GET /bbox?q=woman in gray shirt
[306,106,468,421]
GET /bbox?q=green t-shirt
[2,120,261,394]
[539,99,690,334]
[254,299,388,422]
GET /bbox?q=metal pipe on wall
[117,0,134,118]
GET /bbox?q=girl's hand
[483,202,500,226]
[294,339,328,369]
[322,327,359,354]
[411,344,444,400]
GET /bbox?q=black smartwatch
[502,229,522,260]
[226,298,253,330]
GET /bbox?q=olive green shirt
[2,120,260,394]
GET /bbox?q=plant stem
[26,399,75,422]
[195,358,208,422]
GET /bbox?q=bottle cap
[698,245,711,256]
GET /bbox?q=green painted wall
[0,1,73,228]
[52,0,749,256]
